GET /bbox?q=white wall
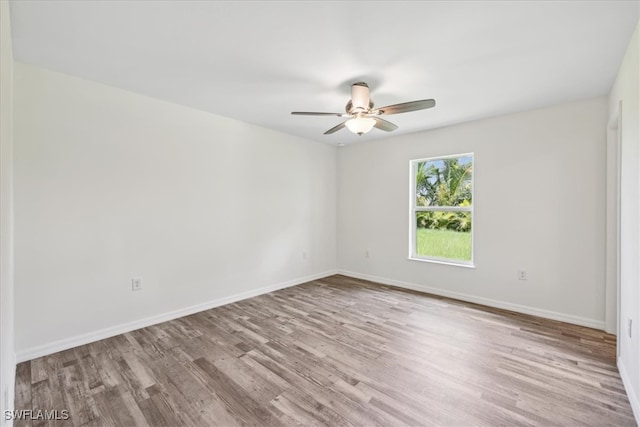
[609,20,640,422]
[338,97,608,328]
[13,63,337,359]
[0,0,15,423]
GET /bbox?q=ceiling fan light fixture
[345,116,376,135]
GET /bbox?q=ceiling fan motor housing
[350,82,372,112]
[345,99,374,114]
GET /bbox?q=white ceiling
[9,0,639,144]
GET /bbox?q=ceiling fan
[291,82,436,136]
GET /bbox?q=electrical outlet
[517,270,527,280]
[131,277,143,291]
[628,318,632,338]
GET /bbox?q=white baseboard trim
[618,356,640,425]
[16,270,338,363]
[338,270,605,330]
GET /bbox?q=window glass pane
[415,211,472,261]
[415,156,473,207]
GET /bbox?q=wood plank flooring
[14,275,636,426]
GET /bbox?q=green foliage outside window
[416,201,471,232]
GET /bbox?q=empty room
[1,1,639,426]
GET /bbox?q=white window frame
[409,153,475,267]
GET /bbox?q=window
[409,153,474,266]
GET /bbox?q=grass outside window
[415,228,472,262]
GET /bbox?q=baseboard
[618,356,640,425]
[16,270,338,363]
[338,270,605,330]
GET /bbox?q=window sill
[408,256,476,269]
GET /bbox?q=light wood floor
[15,275,635,426]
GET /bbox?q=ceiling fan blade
[373,117,398,132]
[291,111,346,117]
[324,121,346,135]
[376,99,436,115]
